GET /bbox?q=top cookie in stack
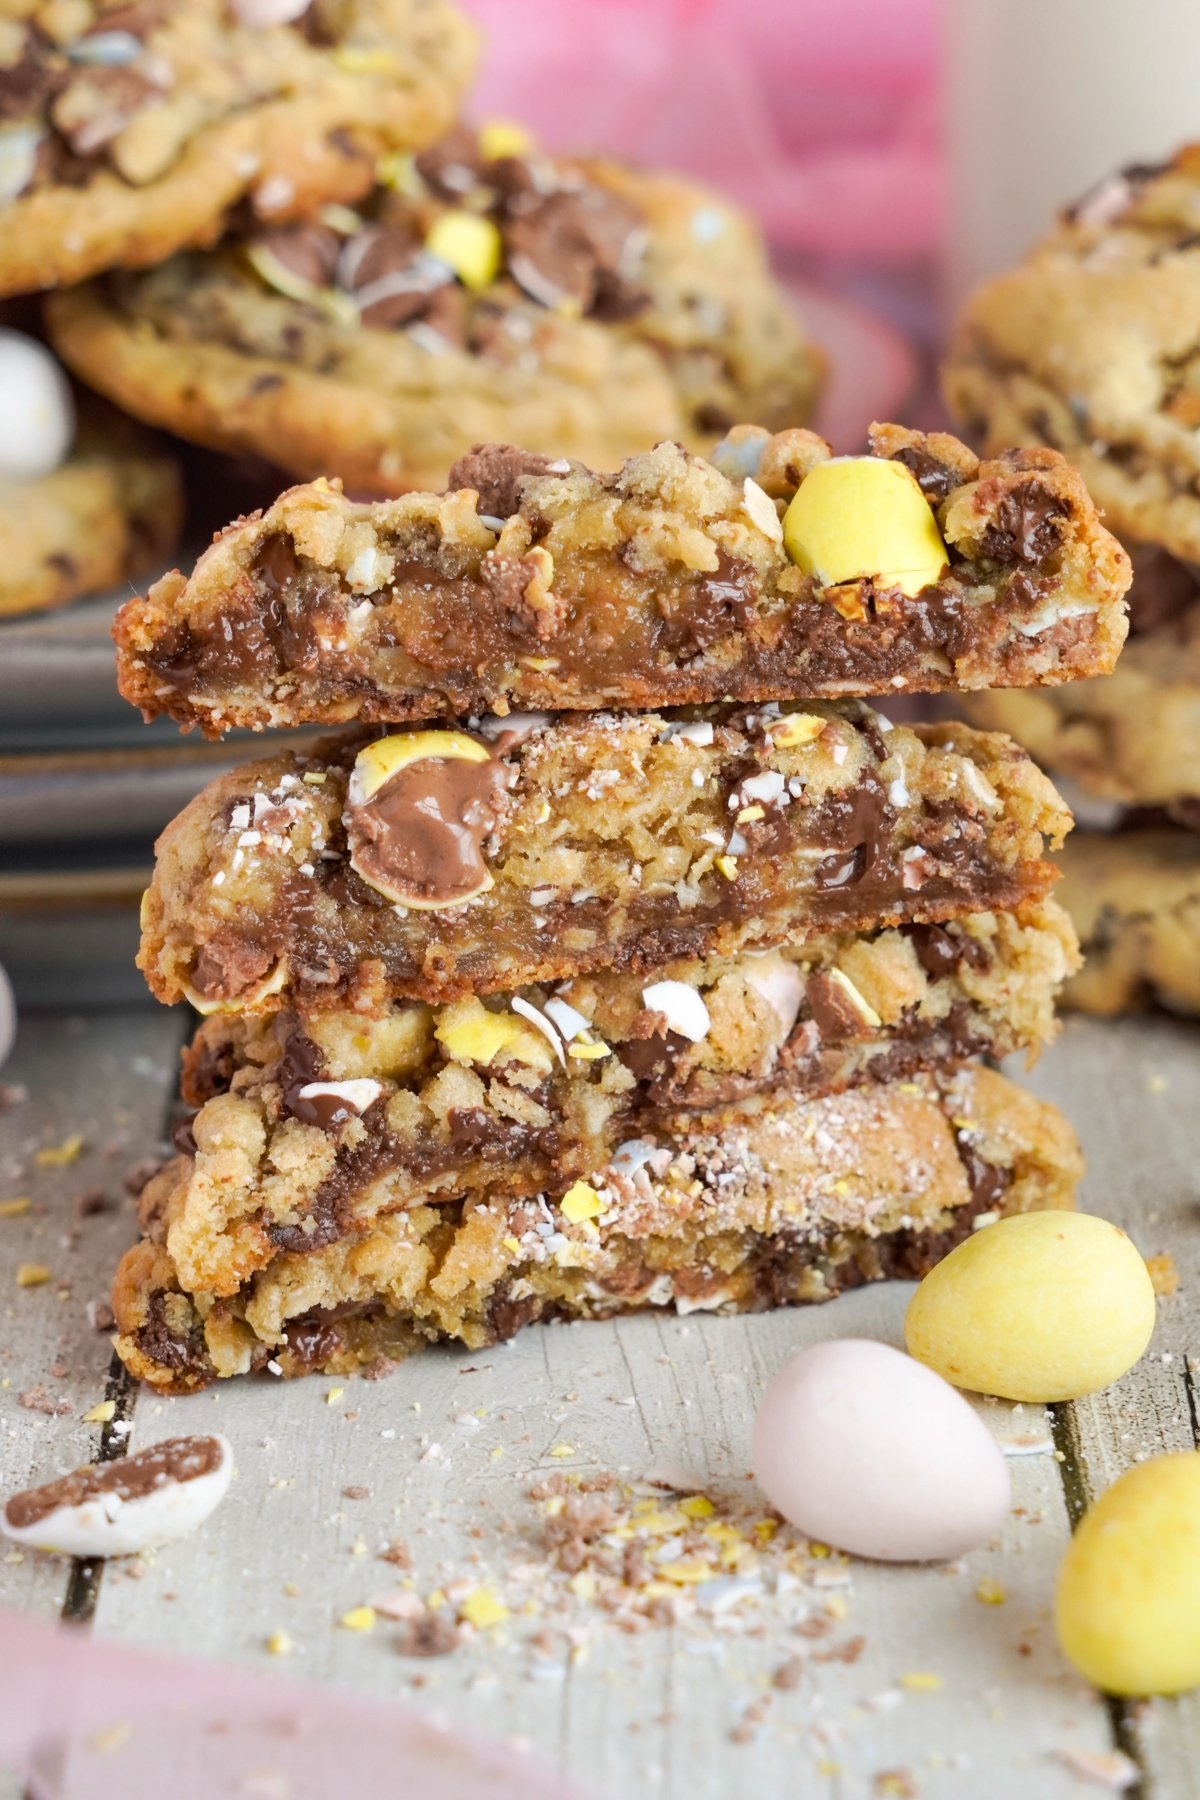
[110,419,1123,1389]
[944,145,1200,1015]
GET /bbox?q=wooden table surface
[0,1004,1196,1799]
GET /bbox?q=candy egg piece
[0,330,75,481]
[1056,1453,1200,1695]
[752,1339,1011,1562]
[2,1434,232,1558]
[782,456,948,598]
[905,1211,1156,1402]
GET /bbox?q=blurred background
[3,0,1197,1003]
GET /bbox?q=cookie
[111,425,1131,735]
[135,703,1071,1013]
[963,542,1200,813]
[47,128,821,492]
[0,332,182,616]
[112,1064,1083,1389]
[0,0,477,298]
[153,901,1076,1296]
[1057,827,1200,1016]
[944,146,1200,562]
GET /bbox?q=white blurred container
[943,0,1200,309]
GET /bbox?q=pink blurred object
[796,280,916,449]
[462,0,940,258]
[0,1609,584,1800]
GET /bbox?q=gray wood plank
[0,1005,184,1622]
[1022,1015,1200,1798]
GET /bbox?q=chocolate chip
[415,124,483,200]
[251,224,342,290]
[447,443,563,517]
[505,186,643,312]
[979,482,1068,565]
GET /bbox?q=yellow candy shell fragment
[783,456,948,598]
[1056,1454,1200,1695]
[351,729,491,805]
[424,212,503,292]
[904,1211,1156,1402]
[479,119,535,161]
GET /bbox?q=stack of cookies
[945,146,1200,1017]
[109,421,1131,1389]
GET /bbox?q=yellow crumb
[35,1135,84,1167]
[16,1264,51,1288]
[715,854,739,880]
[459,1588,509,1629]
[82,1400,116,1424]
[680,1495,715,1519]
[325,1386,345,1405]
[900,1671,943,1692]
[975,1577,1006,1605]
[0,1198,31,1217]
[1146,1253,1180,1297]
[549,1443,575,1459]
[338,1606,376,1632]
[559,1181,601,1223]
[265,1630,293,1656]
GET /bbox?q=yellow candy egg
[1057,1454,1200,1695]
[424,212,502,292]
[904,1211,1155,1402]
[782,456,948,598]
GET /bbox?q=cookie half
[111,425,1131,735]
[135,702,1072,1012]
[0,0,477,297]
[153,900,1077,1296]
[48,131,821,490]
[112,1065,1083,1390]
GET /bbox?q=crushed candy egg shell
[783,457,948,599]
[0,330,75,482]
[350,730,492,806]
[0,960,14,1069]
[752,1339,1010,1562]
[2,1435,232,1558]
[905,1211,1156,1402]
[1056,1453,1200,1696]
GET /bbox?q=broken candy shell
[783,456,948,599]
[3,1434,233,1557]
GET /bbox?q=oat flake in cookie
[3,1434,232,1555]
[111,424,1130,735]
[0,0,477,298]
[48,124,821,491]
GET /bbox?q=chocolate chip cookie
[48,128,821,490]
[1,396,182,617]
[152,900,1077,1297]
[1057,826,1200,1016]
[136,702,1072,1013]
[0,0,477,298]
[112,1063,1083,1389]
[111,424,1131,736]
[944,146,1200,562]
[963,541,1200,814]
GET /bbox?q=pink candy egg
[752,1338,1011,1561]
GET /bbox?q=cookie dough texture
[944,146,1200,564]
[1058,829,1200,1017]
[0,403,182,616]
[153,901,1077,1297]
[964,546,1200,814]
[136,703,1073,1012]
[48,140,820,490]
[111,426,1132,735]
[112,1065,1084,1390]
[0,0,477,298]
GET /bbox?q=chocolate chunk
[956,1141,1009,1210]
[135,1291,204,1374]
[188,933,274,1004]
[447,443,563,517]
[336,221,445,329]
[395,1615,462,1657]
[889,444,960,505]
[277,1027,364,1130]
[5,1435,223,1530]
[0,35,64,123]
[804,972,874,1043]
[488,1294,545,1341]
[810,777,890,890]
[415,124,483,199]
[617,1026,690,1083]
[656,552,753,657]
[906,922,991,978]
[282,1308,346,1368]
[251,224,342,291]
[505,186,643,313]
[979,483,1068,565]
[171,1115,197,1156]
[345,745,509,909]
